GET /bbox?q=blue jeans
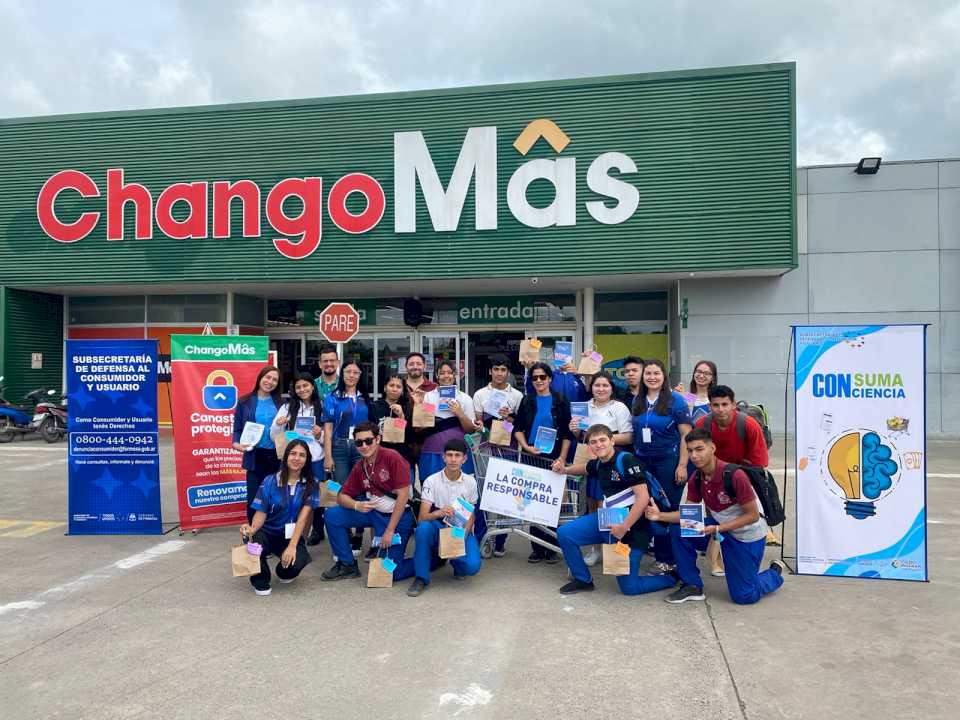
[637,453,684,563]
[324,505,415,579]
[331,437,360,486]
[670,521,784,604]
[557,513,676,595]
[401,519,481,584]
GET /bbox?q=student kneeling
[555,424,678,596]
[321,421,416,582]
[239,439,319,597]
[645,428,785,605]
[405,438,482,597]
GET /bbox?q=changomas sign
[36,119,639,260]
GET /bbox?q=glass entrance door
[464,331,526,394]
[306,332,414,400]
[525,329,576,370]
[420,332,465,388]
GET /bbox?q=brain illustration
[861,432,898,499]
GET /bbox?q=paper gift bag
[367,556,395,588]
[382,417,407,443]
[489,419,513,446]
[231,544,261,577]
[602,542,630,576]
[519,337,542,364]
[412,401,435,428]
[439,527,467,559]
[319,480,340,508]
[572,443,594,466]
[577,348,603,375]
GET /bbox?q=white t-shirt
[269,404,324,461]
[473,383,523,419]
[586,399,633,434]
[421,469,479,511]
[423,388,475,421]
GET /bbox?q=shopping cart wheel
[480,538,495,559]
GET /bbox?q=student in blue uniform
[238,439,319,596]
[555,424,679,596]
[232,365,284,523]
[630,358,692,572]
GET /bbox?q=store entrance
[465,331,526,393]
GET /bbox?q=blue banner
[67,339,162,535]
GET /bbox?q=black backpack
[702,404,773,449]
[696,463,784,528]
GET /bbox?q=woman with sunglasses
[513,362,574,563]
[420,360,481,480]
[232,365,284,523]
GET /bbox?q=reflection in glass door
[464,331,525,394]
[420,333,466,389]
[375,333,412,399]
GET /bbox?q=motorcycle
[35,391,68,443]
[0,376,59,443]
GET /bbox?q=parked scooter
[0,376,59,443]
[35,391,68,443]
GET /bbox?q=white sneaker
[710,568,726,577]
[583,547,601,567]
[654,561,675,574]
[278,577,296,584]
[253,587,272,596]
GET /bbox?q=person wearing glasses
[513,362,574,564]
[676,360,718,424]
[321,421,416,582]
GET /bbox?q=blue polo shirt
[251,474,320,535]
[632,391,692,459]
[254,397,278,450]
[322,391,369,439]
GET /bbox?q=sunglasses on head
[355,436,377,447]
[531,374,549,381]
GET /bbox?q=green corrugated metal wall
[1,288,63,400]
[0,63,795,287]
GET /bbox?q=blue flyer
[597,506,629,531]
[680,503,706,537]
[554,341,573,369]
[438,385,456,411]
[534,426,557,454]
[570,401,590,430]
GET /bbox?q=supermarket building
[0,62,957,435]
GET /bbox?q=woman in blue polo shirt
[631,358,692,572]
[239,439,319,596]
[321,361,371,486]
[232,365,283,523]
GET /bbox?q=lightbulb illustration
[825,430,898,520]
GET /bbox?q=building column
[583,286,594,351]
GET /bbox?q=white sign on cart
[479,457,566,527]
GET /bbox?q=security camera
[530,276,539,285]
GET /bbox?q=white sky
[2,0,958,165]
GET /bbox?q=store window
[147,294,227,324]
[68,296,145,325]
[595,292,669,384]
[234,294,265,327]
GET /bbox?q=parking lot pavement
[0,434,957,719]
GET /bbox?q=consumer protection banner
[67,339,161,535]
[794,325,927,581]
[170,335,269,530]
[479,457,566,527]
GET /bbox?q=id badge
[642,427,652,443]
[284,522,295,539]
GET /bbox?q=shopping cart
[469,439,586,558]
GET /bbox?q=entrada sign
[36,120,639,260]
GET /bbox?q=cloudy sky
[2,0,958,165]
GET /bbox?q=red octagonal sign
[318,302,361,343]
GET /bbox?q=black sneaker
[665,583,706,604]
[321,561,361,581]
[770,559,786,576]
[406,577,428,597]
[544,551,560,564]
[307,529,323,547]
[559,579,595,594]
[363,546,378,563]
[527,551,545,564]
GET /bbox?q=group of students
[232,345,784,606]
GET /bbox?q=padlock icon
[202,370,237,411]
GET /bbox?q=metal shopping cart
[469,439,586,558]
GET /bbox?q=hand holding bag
[519,337,542,364]
[577,346,603,375]
[231,543,261,577]
[489,419,513,446]
[367,549,396,588]
[412,401,436,429]
[382,417,407,443]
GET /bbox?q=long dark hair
[435,359,458,388]
[588,371,617,400]
[278,439,317,505]
[241,365,281,404]
[689,360,718,395]
[284,372,323,429]
[632,359,673,416]
[381,373,411,410]
[334,360,371,407]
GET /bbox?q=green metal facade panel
[0,64,795,287]
[1,288,63,399]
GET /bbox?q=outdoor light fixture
[855,157,882,174]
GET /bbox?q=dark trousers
[249,529,312,591]
[245,448,282,523]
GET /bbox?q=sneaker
[253,587,271,596]
[559,579,595,595]
[363,546,378,563]
[406,577,428,597]
[351,548,362,559]
[665,583,706,604]
[544,551,560,565]
[277,576,296,584]
[527,551,545,564]
[583,546,601,567]
[307,529,324,546]
[321,561,361,581]
[492,548,507,558]
[710,568,726,577]
[654,561,675,574]
[770,559,786,576]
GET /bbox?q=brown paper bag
[602,542,631,576]
[412,401,435,428]
[439,527,467,559]
[577,349,603,375]
[319,480,340,508]
[572,443,594,467]
[367,557,395,588]
[274,431,291,459]
[231,544,261,577]
[382,417,407,443]
[519,337,542,364]
[489,419,513,446]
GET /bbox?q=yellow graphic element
[513,119,571,155]
[827,432,861,499]
[529,338,542,349]
[903,452,923,470]
[798,457,809,471]
[206,370,234,385]
[0,520,65,538]
[886,416,909,432]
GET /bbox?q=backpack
[703,403,773,449]
[614,452,671,536]
[696,463,785,528]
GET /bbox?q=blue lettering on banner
[187,482,247,509]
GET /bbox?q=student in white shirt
[473,353,523,431]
